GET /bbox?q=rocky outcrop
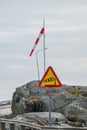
[14,112,69,127]
[63,97,87,126]
[14,112,66,125]
[52,92,77,113]
[11,81,48,115]
[11,80,87,127]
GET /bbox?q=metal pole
[43,20,52,126]
[36,51,40,80]
[43,19,46,73]
[36,48,47,80]
[49,88,52,126]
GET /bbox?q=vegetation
[67,88,81,97]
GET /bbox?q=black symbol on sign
[44,77,56,85]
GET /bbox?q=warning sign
[39,66,62,87]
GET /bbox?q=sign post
[39,66,62,126]
[49,87,52,126]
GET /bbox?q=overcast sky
[0,0,87,101]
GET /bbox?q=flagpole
[43,19,52,126]
[43,19,46,73]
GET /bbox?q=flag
[29,27,44,57]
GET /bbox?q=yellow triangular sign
[39,66,62,87]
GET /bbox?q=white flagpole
[43,19,46,73]
[43,19,52,126]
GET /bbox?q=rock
[14,112,67,126]
[11,80,62,116]
[73,97,87,109]
[11,80,87,127]
[12,93,34,115]
[11,81,87,115]
[63,104,87,127]
[52,92,77,113]
[16,80,47,97]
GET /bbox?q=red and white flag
[29,27,44,56]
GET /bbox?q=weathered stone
[14,112,67,126]
[63,104,87,126]
[73,97,87,109]
[16,80,47,98]
[52,92,77,113]
[11,80,87,127]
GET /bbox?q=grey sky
[0,0,87,100]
